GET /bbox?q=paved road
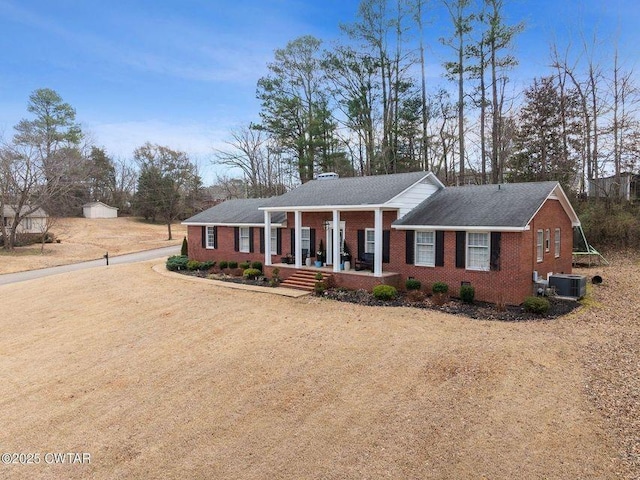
[0,245,180,286]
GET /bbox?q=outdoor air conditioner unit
[548,274,587,299]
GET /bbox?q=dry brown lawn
[0,254,637,479]
[0,217,186,274]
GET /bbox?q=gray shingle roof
[393,181,559,228]
[183,198,285,225]
[263,171,430,208]
[2,205,48,218]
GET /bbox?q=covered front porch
[261,206,396,278]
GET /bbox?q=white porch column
[294,210,302,268]
[374,207,383,277]
[264,211,272,266]
[332,209,341,273]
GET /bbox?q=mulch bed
[321,288,580,321]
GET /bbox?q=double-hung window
[206,226,216,249]
[239,227,250,253]
[554,228,561,258]
[467,232,490,271]
[537,229,544,262]
[365,229,375,253]
[300,227,310,255]
[415,231,435,267]
[545,229,551,252]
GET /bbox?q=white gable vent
[316,172,339,180]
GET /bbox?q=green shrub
[251,261,263,271]
[239,261,251,270]
[218,261,228,269]
[460,285,475,303]
[405,278,422,291]
[314,281,326,295]
[432,281,449,294]
[314,272,324,281]
[243,268,262,280]
[166,255,189,271]
[186,259,202,271]
[181,236,188,256]
[228,261,238,269]
[523,296,550,314]
[200,261,215,271]
[372,284,398,301]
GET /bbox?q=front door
[326,222,345,265]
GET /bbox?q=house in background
[588,173,640,201]
[83,201,118,219]
[2,205,49,234]
[183,172,580,305]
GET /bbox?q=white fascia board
[181,222,284,227]
[392,224,528,232]
[259,204,396,212]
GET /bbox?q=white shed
[83,202,118,219]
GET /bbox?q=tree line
[216,0,639,198]
[0,88,203,249]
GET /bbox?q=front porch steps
[280,269,332,292]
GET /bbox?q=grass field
[0,217,186,274]
[0,251,637,479]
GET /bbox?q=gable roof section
[261,171,442,211]
[83,201,118,210]
[2,205,48,218]
[182,198,286,226]
[393,181,580,231]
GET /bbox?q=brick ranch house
[183,172,580,305]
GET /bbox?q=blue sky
[0,0,638,184]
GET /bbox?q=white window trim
[545,229,550,252]
[537,229,544,262]
[415,230,435,267]
[365,228,375,254]
[239,227,250,253]
[300,227,311,254]
[554,228,561,258]
[466,231,490,271]
[205,226,216,249]
[270,227,278,255]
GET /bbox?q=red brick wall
[187,225,276,265]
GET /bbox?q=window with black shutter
[455,231,466,269]
[490,232,501,271]
[435,231,444,267]
[405,230,415,264]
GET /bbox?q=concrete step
[281,270,333,291]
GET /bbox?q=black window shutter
[276,229,282,255]
[259,228,265,254]
[405,230,415,264]
[383,230,390,263]
[357,230,365,260]
[249,227,254,253]
[490,232,501,271]
[201,226,206,248]
[234,227,239,252]
[213,226,218,249]
[290,228,295,254]
[435,231,445,267]
[455,231,466,269]
[310,228,316,257]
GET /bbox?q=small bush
[251,261,263,271]
[314,280,326,295]
[181,236,188,256]
[432,281,449,294]
[405,290,426,303]
[373,284,398,301]
[218,260,228,270]
[186,259,202,271]
[314,272,324,281]
[166,255,189,271]
[200,260,215,271]
[523,296,550,314]
[405,278,422,291]
[460,285,475,303]
[239,261,251,270]
[243,268,262,280]
[228,261,238,269]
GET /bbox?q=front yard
[0,253,636,479]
